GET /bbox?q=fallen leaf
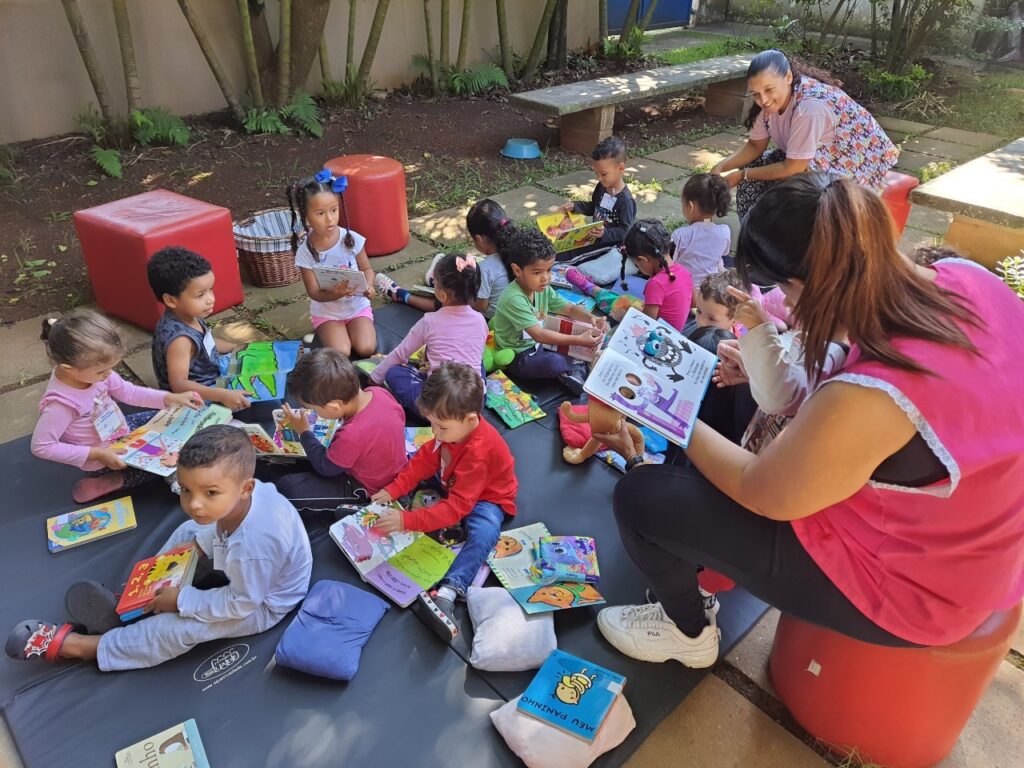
[85,180,98,186]
[57,245,67,253]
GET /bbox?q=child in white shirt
[672,174,733,291]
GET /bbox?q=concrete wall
[0,0,598,143]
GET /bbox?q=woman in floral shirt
[712,49,898,217]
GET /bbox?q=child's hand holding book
[90,446,127,471]
[372,507,405,534]
[164,390,203,410]
[145,586,181,615]
[280,403,311,434]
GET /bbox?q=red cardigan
[384,418,518,531]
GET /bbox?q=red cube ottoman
[881,170,920,235]
[74,190,244,331]
[324,155,409,256]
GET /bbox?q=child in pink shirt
[621,220,693,331]
[31,310,201,504]
[371,253,487,418]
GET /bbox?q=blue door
[608,0,692,33]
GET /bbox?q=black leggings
[615,463,916,646]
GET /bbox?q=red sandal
[5,620,75,662]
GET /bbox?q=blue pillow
[275,580,388,681]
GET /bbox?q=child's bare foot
[72,471,126,504]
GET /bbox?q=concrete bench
[911,137,1024,269]
[511,54,753,154]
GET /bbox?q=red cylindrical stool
[74,190,244,331]
[769,604,1021,768]
[881,170,920,235]
[324,154,409,256]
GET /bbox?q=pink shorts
[311,306,374,330]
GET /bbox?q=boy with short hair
[275,348,408,506]
[6,425,313,670]
[148,246,250,411]
[560,135,637,250]
[370,362,518,643]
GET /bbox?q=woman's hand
[164,390,203,410]
[710,161,727,175]
[714,340,749,387]
[723,170,744,189]
[592,419,639,462]
[727,286,772,331]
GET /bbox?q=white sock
[436,586,457,604]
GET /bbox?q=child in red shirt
[372,362,517,641]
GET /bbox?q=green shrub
[859,62,931,102]
[90,146,122,178]
[242,90,323,137]
[130,107,190,147]
[996,253,1024,300]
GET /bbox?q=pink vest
[792,261,1024,645]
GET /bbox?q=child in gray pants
[6,425,313,670]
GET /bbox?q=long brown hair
[735,175,977,378]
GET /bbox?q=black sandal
[5,620,74,662]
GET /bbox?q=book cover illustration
[404,426,434,456]
[312,266,368,294]
[47,496,137,553]
[517,650,626,743]
[529,536,600,586]
[554,287,597,313]
[271,408,341,457]
[115,718,210,768]
[584,307,716,449]
[540,315,605,362]
[108,404,232,477]
[484,372,546,429]
[550,263,572,289]
[536,212,604,254]
[487,523,604,614]
[217,340,302,402]
[116,543,200,622]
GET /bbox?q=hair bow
[314,168,348,194]
[455,254,477,272]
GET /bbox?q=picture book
[540,315,605,362]
[271,408,341,457]
[550,263,572,289]
[517,650,626,743]
[108,404,233,477]
[312,266,368,294]
[115,718,210,768]
[484,371,546,429]
[487,523,605,614]
[47,496,137,553]
[405,426,434,456]
[217,339,302,402]
[554,287,597,313]
[583,307,716,450]
[537,212,604,254]
[116,543,200,622]
[529,536,600,586]
[329,505,455,607]
[241,423,294,458]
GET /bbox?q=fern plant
[449,63,509,95]
[280,90,323,137]
[996,253,1024,300]
[242,107,290,135]
[130,107,190,147]
[90,146,122,178]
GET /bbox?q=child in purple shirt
[370,253,488,418]
[621,220,694,332]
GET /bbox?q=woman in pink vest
[595,174,1024,669]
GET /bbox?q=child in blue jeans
[370,363,518,642]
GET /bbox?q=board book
[517,649,626,743]
[484,372,545,429]
[540,315,605,362]
[216,339,301,402]
[405,426,434,456]
[487,523,605,614]
[537,212,604,254]
[270,408,342,457]
[115,718,210,768]
[583,307,716,449]
[47,496,137,553]
[108,404,232,477]
[116,543,200,622]
[554,287,597,313]
[329,505,455,607]
[312,266,369,294]
[529,536,600,586]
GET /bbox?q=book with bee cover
[115,543,200,622]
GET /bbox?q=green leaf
[282,90,323,138]
[46,260,57,266]
[90,146,122,178]
[24,259,46,267]
[86,179,99,186]
[8,297,19,304]
[57,245,67,253]
[32,269,51,278]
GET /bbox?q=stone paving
[1,89,1022,768]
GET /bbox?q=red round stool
[324,154,408,256]
[881,170,920,235]
[769,604,1021,768]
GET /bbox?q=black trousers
[615,463,916,646]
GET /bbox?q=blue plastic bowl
[500,138,543,160]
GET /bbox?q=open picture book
[312,266,368,294]
[108,404,232,477]
[216,340,302,403]
[537,212,604,254]
[584,307,716,449]
[541,315,605,362]
[248,409,342,458]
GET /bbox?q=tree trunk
[286,0,333,99]
[237,0,265,105]
[818,0,847,45]
[111,0,142,111]
[545,0,560,70]
[495,0,514,80]
[177,0,245,122]
[249,0,274,68]
[277,0,291,104]
[424,0,439,92]
[60,0,116,126]
[637,0,659,35]
[456,0,472,72]
[599,0,608,41]
[440,0,450,69]
[347,0,357,77]
[870,0,877,57]
[555,0,567,69]
[619,0,641,43]
[320,36,331,81]
[522,0,558,82]
[356,0,392,87]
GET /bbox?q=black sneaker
[558,371,586,397]
[64,580,121,634]
[412,591,459,644]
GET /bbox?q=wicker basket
[233,207,302,288]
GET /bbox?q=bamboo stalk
[637,0,659,35]
[112,0,142,111]
[619,0,641,43]
[347,0,357,77]
[599,0,608,41]
[60,0,116,126]
[440,0,450,69]
[278,0,292,104]
[455,0,472,73]
[424,0,439,92]
[320,35,332,81]
[237,0,265,105]
[356,0,392,86]
[522,0,558,83]
[495,0,513,80]
[177,0,245,122]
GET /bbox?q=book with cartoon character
[529,536,600,586]
[217,339,302,403]
[536,212,604,254]
[329,504,455,607]
[486,523,605,614]
[115,543,201,622]
[270,408,341,457]
[47,496,137,553]
[108,404,233,477]
[584,307,716,449]
[518,649,627,742]
[115,718,210,768]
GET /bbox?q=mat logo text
[194,643,250,683]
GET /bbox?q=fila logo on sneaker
[646,630,661,637]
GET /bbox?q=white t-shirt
[671,222,732,286]
[295,229,371,322]
[748,98,836,159]
[477,252,510,319]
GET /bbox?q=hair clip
[455,254,477,272]
[499,218,510,228]
[314,168,348,194]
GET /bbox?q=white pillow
[467,587,557,672]
[490,694,636,768]
[576,247,637,286]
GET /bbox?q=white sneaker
[597,602,720,668]
[424,253,445,287]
